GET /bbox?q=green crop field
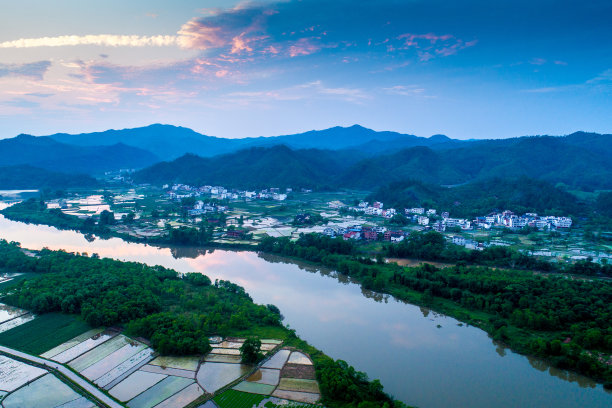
[0,313,91,355]
[213,390,266,408]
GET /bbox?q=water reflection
[0,208,610,408]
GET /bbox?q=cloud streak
[0,35,178,48]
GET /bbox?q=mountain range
[1,124,611,192]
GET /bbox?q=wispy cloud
[0,61,51,79]
[225,80,368,104]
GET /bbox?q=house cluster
[166,184,289,202]
[473,211,573,230]
[339,201,399,218]
[186,200,228,216]
[323,225,406,242]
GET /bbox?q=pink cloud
[288,38,321,57]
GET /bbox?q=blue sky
[0,0,610,139]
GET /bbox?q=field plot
[80,341,147,380]
[0,355,46,392]
[53,330,116,363]
[110,370,167,402]
[41,328,104,359]
[2,373,89,408]
[0,302,28,322]
[69,334,131,372]
[226,347,321,405]
[127,375,194,408]
[213,389,266,408]
[233,381,276,395]
[0,313,92,355]
[271,389,321,404]
[0,313,35,334]
[211,347,241,355]
[205,354,242,363]
[95,348,155,389]
[149,355,199,371]
[277,378,320,394]
[197,362,251,393]
[141,364,196,379]
[262,349,290,369]
[151,382,204,408]
[245,368,280,385]
[287,351,312,365]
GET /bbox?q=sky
[0,0,610,140]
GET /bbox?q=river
[0,204,609,408]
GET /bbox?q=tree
[240,336,263,364]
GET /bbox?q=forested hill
[0,134,159,175]
[0,165,98,189]
[133,145,365,189]
[341,135,612,190]
[134,133,612,192]
[367,178,586,218]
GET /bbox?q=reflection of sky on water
[0,211,610,408]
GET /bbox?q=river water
[0,205,609,408]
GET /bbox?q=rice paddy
[246,368,280,385]
[2,373,87,408]
[127,375,194,408]
[287,352,312,365]
[69,334,131,372]
[232,381,276,395]
[197,362,251,393]
[109,371,167,402]
[0,355,47,392]
[140,364,196,379]
[149,355,200,371]
[271,390,321,404]
[53,332,115,363]
[213,389,266,408]
[212,347,321,405]
[95,348,154,389]
[277,378,320,394]
[261,349,290,369]
[152,383,204,408]
[0,313,92,355]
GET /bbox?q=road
[0,345,123,408]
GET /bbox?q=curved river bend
[0,209,610,408]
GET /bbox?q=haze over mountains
[1,124,611,192]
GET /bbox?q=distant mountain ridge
[46,124,451,160]
[0,134,159,175]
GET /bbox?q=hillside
[0,135,159,175]
[0,165,98,189]
[367,178,585,218]
[343,135,612,190]
[133,145,363,189]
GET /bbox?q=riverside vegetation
[258,233,612,388]
[0,239,409,408]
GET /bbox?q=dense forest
[0,240,408,407]
[367,177,586,218]
[0,165,98,190]
[258,234,612,387]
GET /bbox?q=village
[35,182,612,263]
